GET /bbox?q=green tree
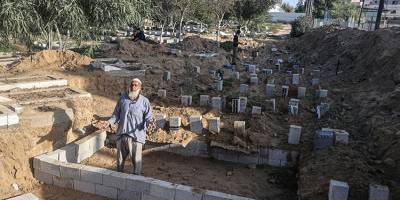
[332,0,358,21]
[281,3,295,13]
[0,0,41,49]
[295,0,306,12]
[233,0,274,32]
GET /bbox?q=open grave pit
[33,131,298,200]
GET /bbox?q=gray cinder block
[60,162,82,179]
[149,179,176,200]
[53,176,74,189]
[40,157,60,177]
[74,180,96,194]
[80,165,111,184]
[103,171,127,189]
[175,185,202,200]
[328,180,349,200]
[125,174,152,193]
[34,169,53,185]
[95,184,118,199]
[118,189,142,200]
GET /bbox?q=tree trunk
[178,5,189,42]
[160,24,164,44]
[55,24,63,51]
[375,0,385,30]
[216,13,225,47]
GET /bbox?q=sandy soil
[82,148,297,200]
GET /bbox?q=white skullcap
[131,78,142,85]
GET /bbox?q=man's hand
[99,120,110,129]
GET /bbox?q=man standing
[100,78,153,174]
[232,29,240,65]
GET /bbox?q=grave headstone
[288,125,302,144]
[248,65,256,74]
[215,80,223,91]
[292,74,300,85]
[208,117,221,133]
[157,89,166,98]
[251,106,262,115]
[199,95,210,106]
[194,66,201,74]
[189,115,203,134]
[288,98,300,115]
[267,79,275,84]
[314,129,334,150]
[181,95,192,106]
[250,76,258,85]
[266,84,275,97]
[163,71,171,81]
[282,85,289,98]
[211,97,222,111]
[155,114,167,129]
[232,98,241,113]
[169,117,181,129]
[265,99,276,112]
[234,121,246,136]
[240,84,249,94]
[329,180,349,200]
[334,129,350,144]
[318,89,328,98]
[369,184,389,200]
[239,97,247,113]
[234,72,240,80]
[312,78,320,86]
[298,87,306,98]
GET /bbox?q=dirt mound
[10,50,92,72]
[181,36,217,52]
[291,27,400,199]
[105,39,169,60]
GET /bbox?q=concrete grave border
[33,131,258,200]
[0,76,67,92]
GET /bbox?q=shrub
[290,16,313,37]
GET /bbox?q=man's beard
[129,89,140,100]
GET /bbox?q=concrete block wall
[0,76,67,92]
[0,105,19,128]
[33,132,255,200]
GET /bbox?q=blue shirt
[108,93,153,144]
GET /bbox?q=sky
[283,0,299,7]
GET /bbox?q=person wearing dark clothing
[232,30,240,65]
[133,28,146,41]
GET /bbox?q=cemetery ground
[1,26,399,200]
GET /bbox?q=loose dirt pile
[104,39,170,60]
[10,50,92,72]
[291,26,400,199]
[181,36,217,52]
